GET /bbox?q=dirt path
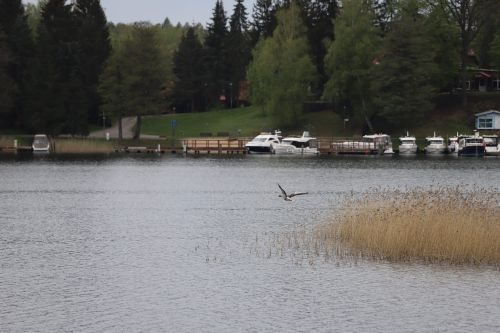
[88,116,160,140]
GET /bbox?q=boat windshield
[466,138,483,144]
[427,140,443,144]
[251,137,268,142]
[400,139,415,144]
[484,137,498,146]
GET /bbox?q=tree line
[1,0,499,136]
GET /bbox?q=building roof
[475,110,500,117]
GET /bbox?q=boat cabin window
[400,139,415,144]
[466,138,483,144]
[427,139,443,144]
[252,137,267,142]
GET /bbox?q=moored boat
[273,131,319,155]
[457,133,485,157]
[447,134,459,154]
[483,135,500,156]
[32,134,50,152]
[424,133,446,155]
[245,130,281,154]
[398,132,417,155]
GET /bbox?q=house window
[494,78,500,90]
[478,118,493,129]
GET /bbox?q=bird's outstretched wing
[277,183,287,198]
[289,192,308,198]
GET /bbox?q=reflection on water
[1,154,499,332]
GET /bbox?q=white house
[475,110,500,130]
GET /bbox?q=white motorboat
[273,131,319,155]
[245,130,281,154]
[32,134,50,152]
[447,134,459,154]
[458,133,485,157]
[424,133,446,155]
[398,132,417,155]
[483,135,500,156]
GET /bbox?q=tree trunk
[118,115,123,142]
[461,33,468,107]
[134,114,141,139]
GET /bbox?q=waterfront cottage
[475,110,500,130]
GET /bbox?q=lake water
[1,154,500,332]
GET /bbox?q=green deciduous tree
[248,3,317,127]
[323,0,380,132]
[372,0,437,128]
[99,23,167,139]
[425,3,460,91]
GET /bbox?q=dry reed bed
[52,139,114,153]
[317,187,500,265]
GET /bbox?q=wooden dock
[181,137,250,155]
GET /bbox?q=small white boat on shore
[245,130,281,154]
[483,135,500,156]
[32,134,50,152]
[424,133,446,155]
[398,132,417,155]
[273,131,319,155]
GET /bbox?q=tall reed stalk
[318,187,500,265]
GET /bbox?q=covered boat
[398,132,417,155]
[273,131,319,155]
[458,134,485,157]
[32,134,50,152]
[424,133,446,155]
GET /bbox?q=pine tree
[74,0,111,125]
[172,27,205,113]
[204,0,228,107]
[25,0,88,135]
[226,0,251,106]
[302,0,338,93]
[0,0,35,129]
[372,0,437,128]
[250,0,276,44]
[0,30,16,124]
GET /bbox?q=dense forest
[0,0,499,137]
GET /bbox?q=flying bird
[277,183,308,201]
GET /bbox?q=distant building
[458,49,500,92]
[475,110,500,130]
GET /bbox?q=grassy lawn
[141,105,348,138]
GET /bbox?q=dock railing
[182,137,251,154]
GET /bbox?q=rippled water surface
[1,154,500,332]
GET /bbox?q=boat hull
[273,145,318,155]
[398,145,417,155]
[458,146,485,157]
[246,145,273,154]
